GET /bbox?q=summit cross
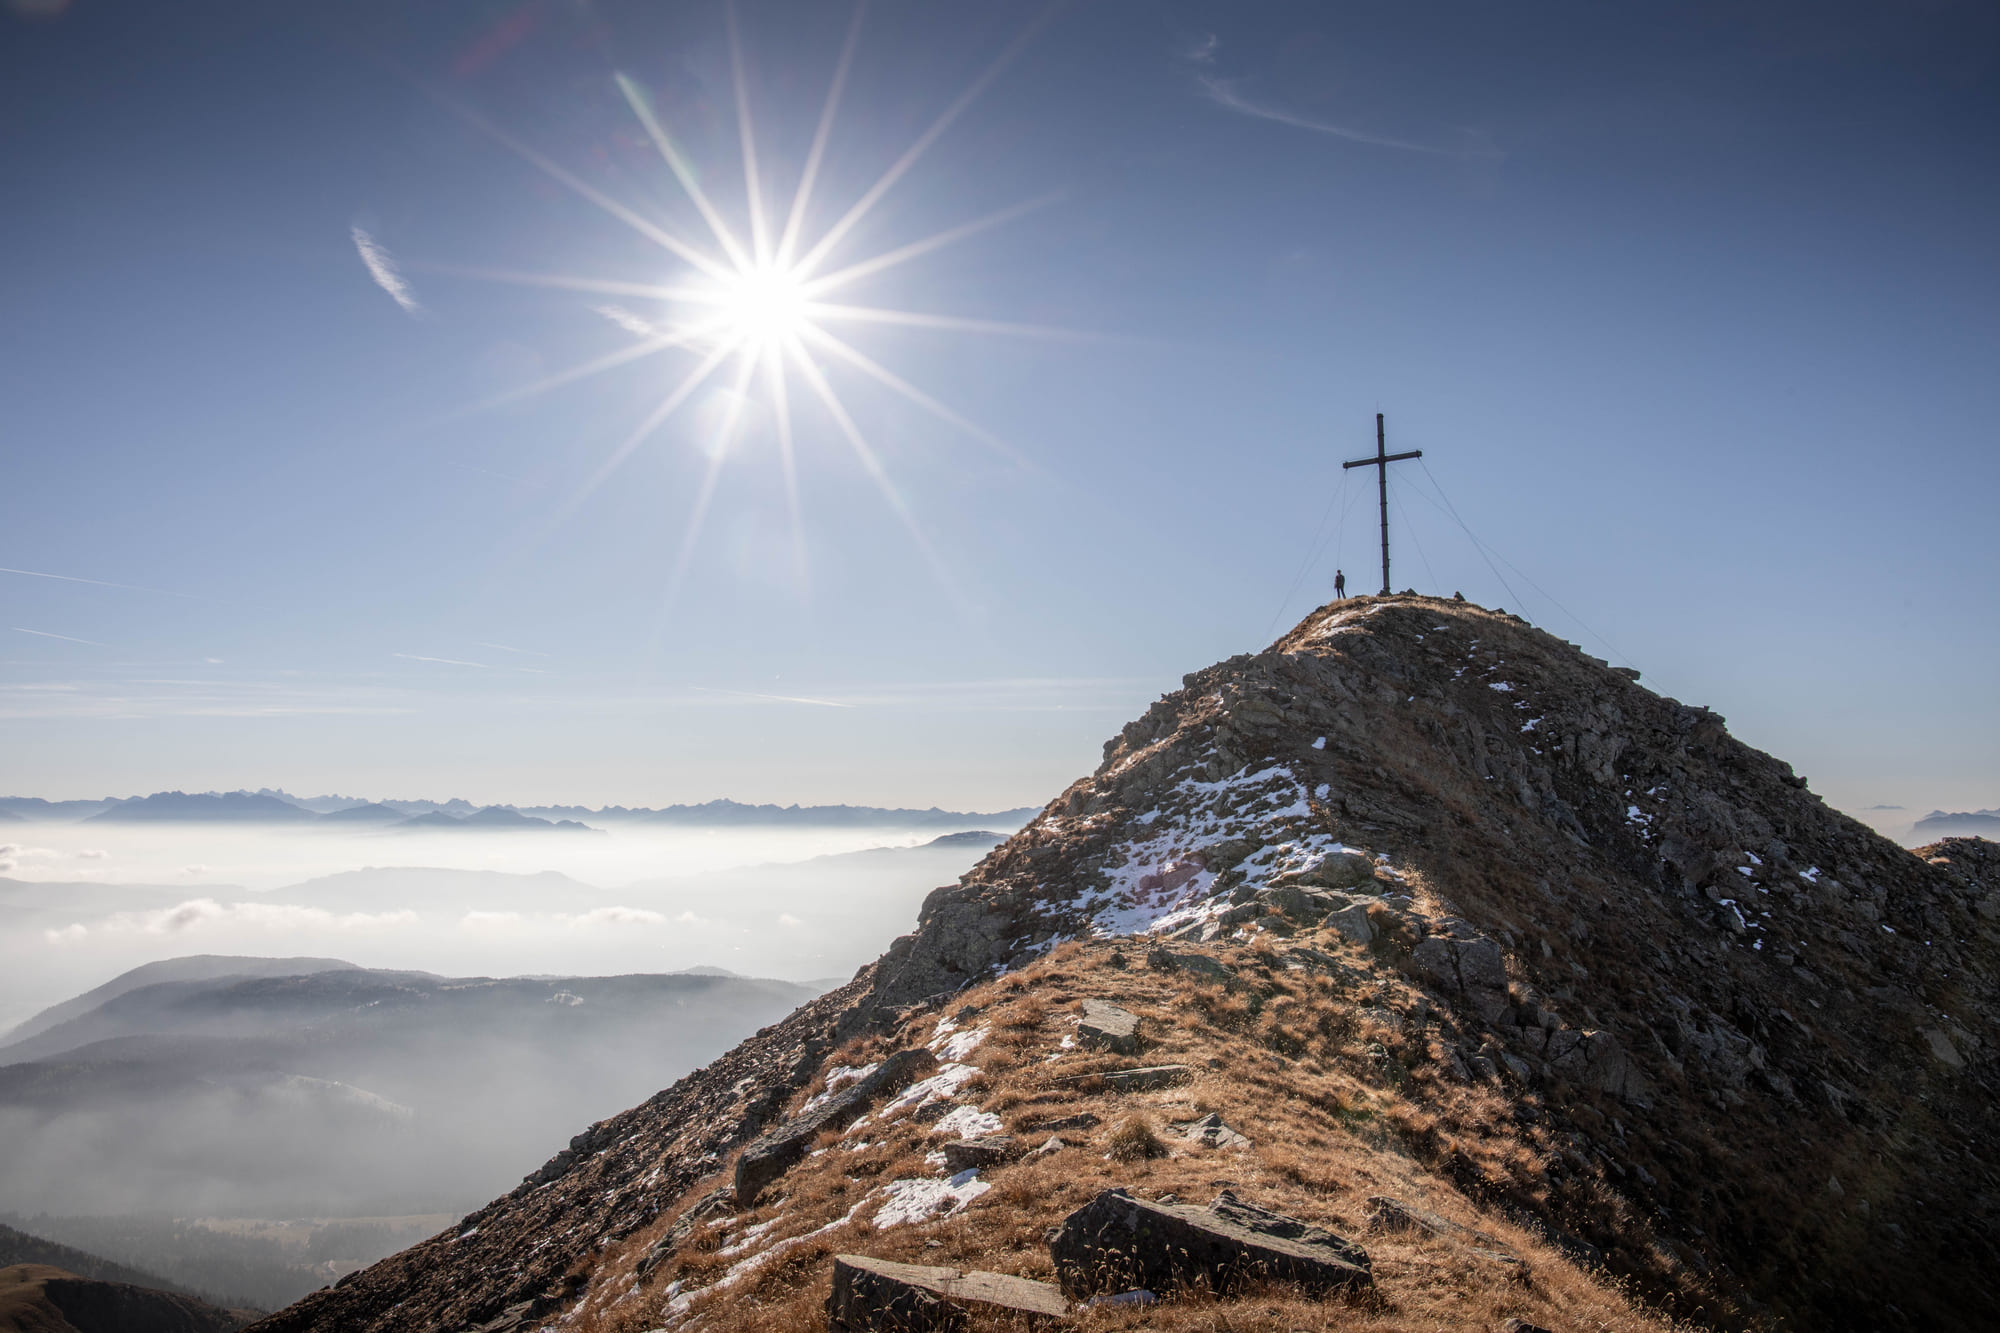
[1342,412,1422,597]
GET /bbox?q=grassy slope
[565,937,1698,1333]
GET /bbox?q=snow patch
[874,1171,990,1228]
[885,1063,981,1113]
[932,1105,1004,1139]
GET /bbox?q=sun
[712,262,811,349]
[434,5,1062,603]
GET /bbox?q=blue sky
[2,0,1995,818]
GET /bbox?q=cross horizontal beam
[1343,449,1421,469]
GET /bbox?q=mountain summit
[248,596,1997,1333]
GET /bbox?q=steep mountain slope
[246,596,1998,1333]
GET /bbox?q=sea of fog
[0,818,1026,1032]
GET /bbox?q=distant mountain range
[1914,808,2000,837]
[0,958,822,1227]
[0,790,1036,829]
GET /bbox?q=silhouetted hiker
[1334,569,1346,599]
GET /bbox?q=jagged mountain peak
[247,596,1998,1333]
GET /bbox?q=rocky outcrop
[734,1047,936,1206]
[1048,1188,1372,1299]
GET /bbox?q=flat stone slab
[1050,1188,1371,1299]
[1055,1065,1192,1093]
[941,1135,1016,1173]
[827,1254,1068,1331]
[1018,1112,1100,1134]
[1146,945,1235,978]
[1078,999,1142,1054]
[735,1047,936,1206]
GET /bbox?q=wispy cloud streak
[0,565,207,601]
[393,652,492,669]
[13,627,105,646]
[1196,75,1497,159]
[352,226,425,315]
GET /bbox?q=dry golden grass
[561,937,1701,1333]
[1105,1115,1169,1163]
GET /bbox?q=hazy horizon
[0,815,1019,1033]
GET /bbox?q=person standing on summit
[1334,569,1346,600]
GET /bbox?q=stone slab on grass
[1049,1188,1372,1299]
[1054,1065,1192,1093]
[827,1254,1068,1331]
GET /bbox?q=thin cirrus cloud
[393,651,545,675]
[351,225,424,316]
[1193,66,1498,160]
[593,304,673,339]
[12,627,105,646]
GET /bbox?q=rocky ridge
[248,596,1999,1333]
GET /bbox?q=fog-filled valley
[0,802,1024,1310]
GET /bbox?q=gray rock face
[1411,927,1512,1024]
[1048,1188,1371,1299]
[826,1254,1068,1331]
[1078,999,1142,1054]
[1326,901,1376,944]
[734,1047,937,1205]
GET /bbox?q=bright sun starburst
[713,264,812,348]
[430,4,1063,605]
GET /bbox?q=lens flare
[432,4,1066,606]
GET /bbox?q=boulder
[1284,848,1377,890]
[1326,903,1375,945]
[1078,999,1142,1054]
[1048,1188,1371,1299]
[735,1047,936,1205]
[826,1255,1068,1331]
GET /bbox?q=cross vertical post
[1342,413,1422,596]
